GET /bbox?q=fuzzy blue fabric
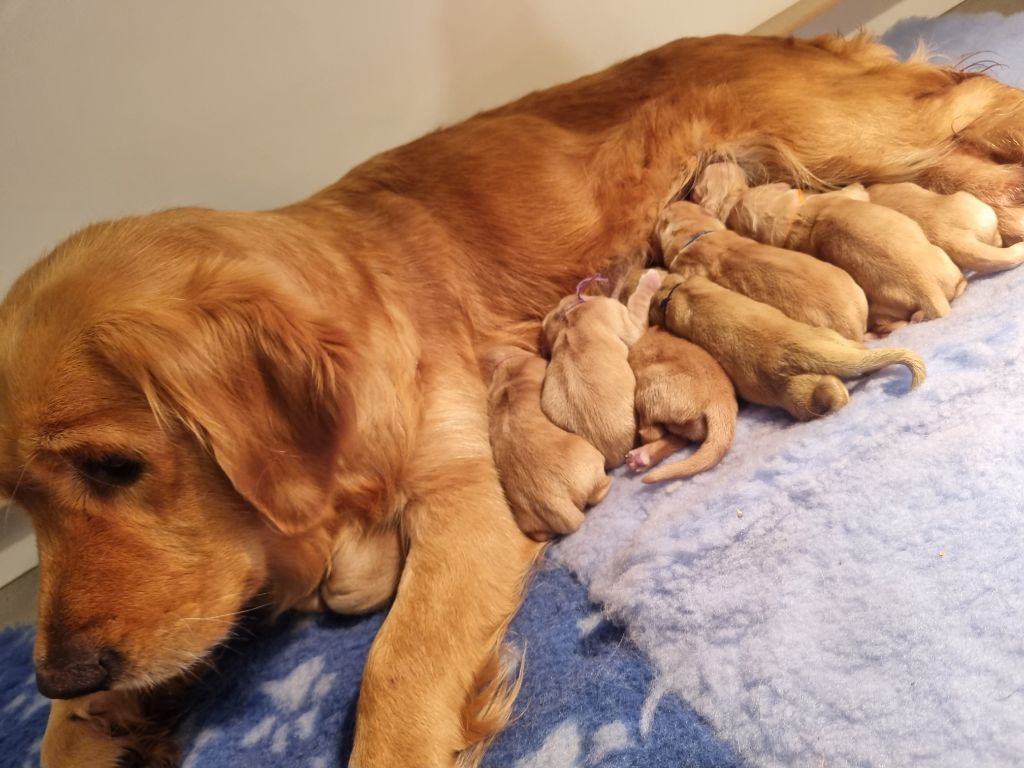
[883,11,1024,87]
[0,562,738,767]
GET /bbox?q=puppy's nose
[36,647,122,699]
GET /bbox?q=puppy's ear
[96,260,352,536]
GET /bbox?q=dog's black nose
[35,647,122,699]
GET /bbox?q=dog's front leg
[350,373,543,768]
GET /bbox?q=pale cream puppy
[867,182,1024,274]
[541,271,663,467]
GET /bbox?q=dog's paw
[625,447,651,471]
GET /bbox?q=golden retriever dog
[5,31,1024,767]
[485,347,610,540]
[626,326,738,483]
[726,181,968,335]
[658,199,869,340]
[650,274,926,421]
[867,182,1024,274]
[540,271,662,467]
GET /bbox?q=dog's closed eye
[74,455,144,491]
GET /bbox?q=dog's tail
[814,344,927,388]
[641,400,735,483]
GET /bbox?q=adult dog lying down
[3,32,1024,767]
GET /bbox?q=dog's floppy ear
[96,259,352,536]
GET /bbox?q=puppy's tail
[641,400,735,483]
[951,238,1024,274]
[816,344,927,389]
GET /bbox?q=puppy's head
[657,201,726,247]
[691,161,748,219]
[726,182,803,243]
[0,210,353,699]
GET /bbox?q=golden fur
[706,171,967,335]
[867,182,1024,274]
[658,199,869,340]
[626,325,738,483]
[485,347,610,540]
[4,31,1024,766]
[539,272,661,467]
[650,274,926,421]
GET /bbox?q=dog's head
[0,210,357,698]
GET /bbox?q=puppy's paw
[625,447,651,472]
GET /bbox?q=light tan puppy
[691,160,749,221]
[727,181,967,335]
[658,200,869,340]
[650,274,926,421]
[321,522,404,614]
[541,272,662,467]
[867,182,1024,273]
[626,326,737,483]
[486,347,610,540]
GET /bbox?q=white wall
[0,0,800,286]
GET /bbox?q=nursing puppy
[626,326,737,483]
[650,274,926,421]
[298,519,404,615]
[486,347,610,540]
[658,200,869,340]
[540,272,662,468]
[727,182,967,335]
[867,182,1024,274]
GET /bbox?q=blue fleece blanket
[3,13,1024,768]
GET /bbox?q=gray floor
[0,0,1020,635]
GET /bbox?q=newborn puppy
[485,346,610,540]
[650,274,926,421]
[867,182,1024,274]
[691,160,749,220]
[541,271,662,467]
[321,521,404,614]
[626,326,737,483]
[291,518,404,615]
[658,200,868,340]
[726,181,967,335]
